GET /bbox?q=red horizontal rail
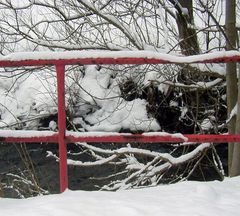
[0,134,58,143]
[0,58,169,67]
[0,50,240,67]
[1,132,240,143]
[66,134,240,143]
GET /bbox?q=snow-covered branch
[47,142,212,190]
[77,0,143,50]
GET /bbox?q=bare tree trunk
[0,183,3,197]
[225,0,238,176]
[231,65,240,176]
[171,0,200,55]
[227,64,237,176]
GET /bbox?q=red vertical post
[56,64,68,192]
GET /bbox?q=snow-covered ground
[1,177,240,216]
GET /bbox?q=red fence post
[56,64,68,192]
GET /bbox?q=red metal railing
[0,50,240,192]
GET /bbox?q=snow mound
[1,177,240,216]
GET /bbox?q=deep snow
[1,177,240,216]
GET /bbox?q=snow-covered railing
[1,130,240,143]
[1,50,240,192]
[0,50,240,67]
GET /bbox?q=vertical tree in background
[232,58,240,176]
[171,0,200,55]
[225,0,239,176]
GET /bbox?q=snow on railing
[1,130,240,143]
[0,50,240,67]
[1,50,240,192]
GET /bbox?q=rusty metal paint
[0,55,240,68]
[56,65,68,193]
[2,134,240,144]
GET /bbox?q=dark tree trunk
[169,0,200,55]
[225,0,239,176]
